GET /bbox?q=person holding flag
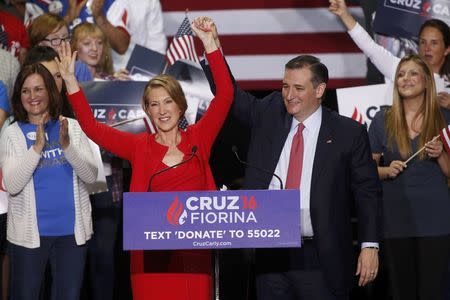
[56,16,233,300]
[368,54,450,300]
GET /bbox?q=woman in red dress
[56,17,233,300]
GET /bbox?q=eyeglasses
[42,36,71,46]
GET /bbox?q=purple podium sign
[123,189,300,250]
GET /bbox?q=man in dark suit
[199,18,382,300]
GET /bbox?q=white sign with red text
[337,83,393,128]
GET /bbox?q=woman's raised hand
[55,41,76,80]
[328,0,348,17]
[55,41,80,94]
[191,17,218,54]
[328,0,356,30]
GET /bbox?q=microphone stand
[232,146,284,190]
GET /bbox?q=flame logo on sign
[167,196,187,225]
[351,107,364,124]
[421,2,431,16]
[107,108,117,123]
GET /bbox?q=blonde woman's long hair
[385,54,445,159]
[71,23,113,75]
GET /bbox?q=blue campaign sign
[373,0,450,39]
[80,72,214,133]
[81,81,148,133]
[123,190,301,250]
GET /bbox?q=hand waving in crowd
[55,41,81,94]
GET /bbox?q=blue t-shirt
[75,60,93,82]
[29,0,115,29]
[19,120,75,236]
[0,81,10,114]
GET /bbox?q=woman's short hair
[28,13,67,47]
[12,63,62,123]
[71,22,113,75]
[141,74,188,115]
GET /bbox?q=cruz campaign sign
[123,190,301,250]
[337,83,393,128]
[373,0,450,39]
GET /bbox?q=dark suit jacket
[201,61,382,295]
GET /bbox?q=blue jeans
[88,176,121,300]
[9,235,87,300]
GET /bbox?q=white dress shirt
[269,106,321,237]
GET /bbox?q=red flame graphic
[422,2,431,15]
[107,108,116,123]
[351,107,364,124]
[167,196,183,225]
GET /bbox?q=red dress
[68,50,233,299]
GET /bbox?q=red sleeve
[191,50,233,151]
[67,89,139,161]
[20,23,29,49]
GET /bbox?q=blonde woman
[369,54,450,299]
[57,17,233,300]
[71,23,116,80]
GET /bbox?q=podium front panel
[123,189,301,250]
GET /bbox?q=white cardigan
[0,118,97,248]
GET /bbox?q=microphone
[147,146,198,192]
[231,145,284,190]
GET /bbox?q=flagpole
[404,135,439,164]
[110,117,144,128]
[162,61,169,74]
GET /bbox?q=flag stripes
[161,3,367,90]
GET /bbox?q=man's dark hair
[285,55,329,88]
[23,46,58,66]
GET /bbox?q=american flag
[161,0,367,90]
[165,15,200,65]
[440,125,450,155]
[178,116,189,130]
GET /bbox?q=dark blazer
[201,61,382,295]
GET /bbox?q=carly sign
[123,190,301,250]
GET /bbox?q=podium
[124,189,300,300]
[123,189,301,250]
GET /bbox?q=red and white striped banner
[161,0,367,90]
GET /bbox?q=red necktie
[285,123,305,189]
